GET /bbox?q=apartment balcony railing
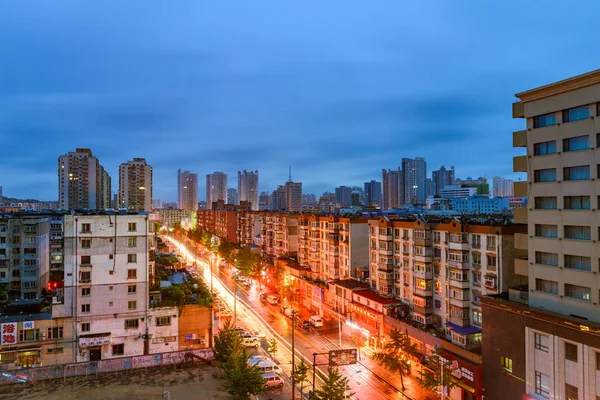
[413,286,433,297]
[447,259,469,269]
[450,297,470,308]
[413,236,433,247]
[448,278,470,289]
[449,315,470,327]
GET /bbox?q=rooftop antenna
[288,166,292,182]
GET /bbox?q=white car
[248,355,271,365]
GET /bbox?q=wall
[178,304,212,350]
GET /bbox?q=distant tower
[238,170,259,210]
[119,158,153,212]
[177,169,198,210]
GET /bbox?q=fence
[0,348,214,386]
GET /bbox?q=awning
[445,322,482,335]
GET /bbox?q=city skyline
[3,2,600,201]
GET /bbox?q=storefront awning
[445,322,482,335]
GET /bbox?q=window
[565,342,578,362]
[81,223,91,233]
[564,225,591,241]
[81,323,90,332]
[486,255,497,268]
[533,112,556,128]
[563,135,589,152]
[81,255,91,265]
[23,248,36,255]
[81,239,91,249]
[563,105,589,122]
[534,197,557,210]
[156,316,171,326]
[564,165,590,181]
[128,285,136,294]
[565,284,591,301]
[534,333,549,352]
[533,140,557,155]
[564,254,591,271]
[534,168,556,182]
[128,301,137,310]
[81,304,90,313]
[487,236,496,248]
[127,269,137,279]
[47,327,63,339]
[81,287,91,297]
[535,251,558,267]
[535,224,557,238]
[128,222,137,232]
[472,272,481,284]
[536,278,558,295]
[535,371,550,398]
[19,329,40,342]
[564,196,590,210]
[127,254,137,263]
[79,271,91,282]
[127,237,136,247]
[124,319,139,329]
[473,310,482,325]
[112,344,124,356]
[500,356,512,372]
[472,253,481,265]
[565,384,578,400]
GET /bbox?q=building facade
[432,165,455,196]
[363,180,382,208]
[382,168,402,210]
[335,186,353,208]
[284,181,302,213]
[238,170,259,211]
[118,158,152,212]
[450,195,510,214]
[177,170,198,211]
[402,157,427,204]
[227,188,238,206]
[492,176,514,198]
[58,148,110,210]
[206,172,227,210]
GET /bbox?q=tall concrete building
[363,180,382,207]
[334,186,353,208]
[382,168,402,209]
[99,166,112,210]
[482,70,600,400]
[118,158,152,212]
[492,176,514,198]
[206,172,227,210]
[402,157,427,204]
[284,181,302,213]
[432,165,455,196]
[58,148,110,210]
[227,188,238,205]
[272,186,286,212]
[177,170,198,211]
[238,170,259,211]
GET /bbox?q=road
[166,236,411,400]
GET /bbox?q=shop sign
[22,321,34,330]
[1,323,17,345]
[438,352,476,383]
[79,336,111,347]
[152,336,177,344]
[329,349,358,366]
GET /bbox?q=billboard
[1,323,17,345]
[329,348,358,366]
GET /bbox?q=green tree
[313,367,353,400]
[235,247,259,277]
[218,240,236,266]
[223,347,266,400]
[417,347,459,397]
[267,337,278,359]
[213,318,242,365]
[201,231,214,250]
[372,328,420,391]
[293,360,310,398]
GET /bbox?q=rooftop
[0,312,52,323]
[330,279,370,291]
[353,289,401,306]
[515,69,600,102]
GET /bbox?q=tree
[417,347,460,398]
[213,318,242,365]
[218,240,236,266]
[312,367,353,400]
[372,328,420,391]
[293,360,310,398]
[235,247,259,277]
[223,347,266,400]
[267,337,278,359]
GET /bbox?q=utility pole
[312,353,317,395]
[291,310,296,400]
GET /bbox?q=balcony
[413,303,434,315]
[513,155,527,173]
[513,129,527,147]
[379,234,393,241]
[413,267,433,280]
[447,259,468,269]
[379,248,393,256]
[414,286,433,297]
[450,297,470,308]
[514,181,527,197]
[450,315,470,327]
[514,208,527,224]
[512,101,524,118]
[448,236,469,250]
[413,236,432,247]
[378,262,394,272]
[514,257,528,276]
[414,253,432,263]
[449,278,470,289]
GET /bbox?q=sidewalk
[321,332,437,400]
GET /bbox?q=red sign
[1,323,17,345]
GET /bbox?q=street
[166,236,434,400]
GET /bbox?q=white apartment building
[53,213,177,362]
[238,170,259,211]
[177,170,198,211]
[119,158,153,212]
[492,176,514,198]
[206,172,227,210]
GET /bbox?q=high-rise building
[432,165,455,196]
[206,172,227,210]
[425,178,435,198]
[99,166,111,210]
[177,170,198,211]
[363,180,382,207]
[335,186,353,207]
[238,170,259,211]
[118,158,152,212]
[259,192,273,211]
[58,148,110,210]
[382,168,402,209]
[482,70,600,400]
[492,176,514,198]
[227,188,238,205]
[0,186,3,201]
[284,181,302,213]
[272,186,286,212]
[402,157,427,204]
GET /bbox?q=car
[296,318,309,330]
[248,355,270,365]
[262,373,284,388]
[242,337,261,347]
[310,315,323,327]
[240,332,255,339]
[266,295,280,305]
[259,292,268,299]
[280,306,296,318]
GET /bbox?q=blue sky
[1,1,599,202]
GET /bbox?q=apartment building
[177,170,198,211]
[156,209,197,231]
[367,216,526,351]
[119,158,153,212]
[402,157,427,204]
[51,213,176,362]
[206,172,227,210]
[382,168,402,210]
[238,170,259,211]
[482,70,600,400]
[58,148,111,210]
[0,215,50,300]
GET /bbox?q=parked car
[248,355,270,365]
[310,315,323,327]
[296,318,310,330]
[262,373,284,388]
[267,295,280,305]
[242,337,261,347]
[280,306,296,318]
[254,361,282,374]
